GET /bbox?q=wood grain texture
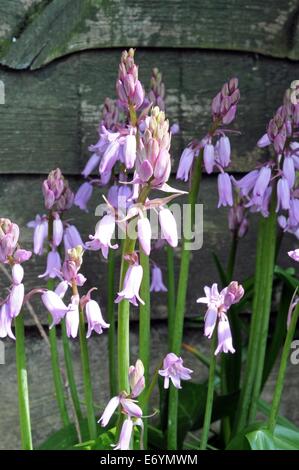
[0,49,298,175]
[0,174,294,325]
[1,0,299,69]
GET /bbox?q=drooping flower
[176,147,195,182]
[41,290,69,327]
[0,218,20,262]
[128,359,145,398]
[74,182,93,212]
[27,215,48,256]
[217,173,233,208]
[86,213,118,259]
[158,352,193,389]
[197,281,244,354]
[214,317,235,354]
[63,225,84,251]
[0,303,15,340]
[150,265,167,292]
[137,217,152,256]
[8,283,25,318]
[114,419,134,451]
[159,208,178,247]
[65,295,80,339]
[115,262,144,306]
[85,298,109,338]
[288,249,299,262]
[38,249,61,279]
[11,264,24,285]
[203,143,215,174]
[52,214,64,247]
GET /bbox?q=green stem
[117,237,136,393]
[139,250,151,447]
[226,232,238,282]
[234,194,276,433]
[107,248,117,396]
[143,363,161,406]
[78,305,97,440]
[167,246,176,350]
[167,152,203,450]
[117,186,150,394]
[47,279,70,427]
[268,303,299,433]
[15,314,33,450]
[248,197,277,423]
[200,332,217,450]
[61,320,83,425]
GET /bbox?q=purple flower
[27,215,48,256]
[81,153,101,178]
[217,173,233,208]
[66,296,80,338]
[288,249,299,262]
[114,419,133,451]
[277,177,290,211]
[252,166,272,205]
[41,290,69,327]
[39,249,61,279]
[64,225,84,251]
[257,133,271,148]
[232,170,259,197]
[74,182,93,212]
[150,265,167,292]
[115,263,144,306]
[0,303,15,340]
[217,136,231,168]
[203,144,215,174]
[0,219,20,262]
[98,396,120,427]
[128,359,145,398]
[86,214,118,259]
[170,123,180,135]
[8,283,24,318]
[53,215,64,247]
[137,217,152,256]
[215,316,235,355]
[123,132,137,169]
[159,353,193,389]
[197,281,244,354]
[159,208,178,247]
[100,138,121,175]
[197,283,223,338]
[283,156,295,189]
[13,249,32,264]
[12,264,24,285]
[176,147,195,182]
[85,299,109,338]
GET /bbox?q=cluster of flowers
[27,169,109,340]
[197,281,244,354]
[28,168,84,279]
[234,82,299,231]
[0,219,32,338]
[40,245,109,339]
[99,354,193,450]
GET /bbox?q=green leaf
[246,429,276,450]
[274,265,299,290]
[228,422,299,450]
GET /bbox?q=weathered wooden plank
[0,329,298,449]
[1,0,299,69]
[0,174,293,326]
[0,49,298,175]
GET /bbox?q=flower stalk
[268,303,299,433]
[15,313,33,450]
[200,331,217,450]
